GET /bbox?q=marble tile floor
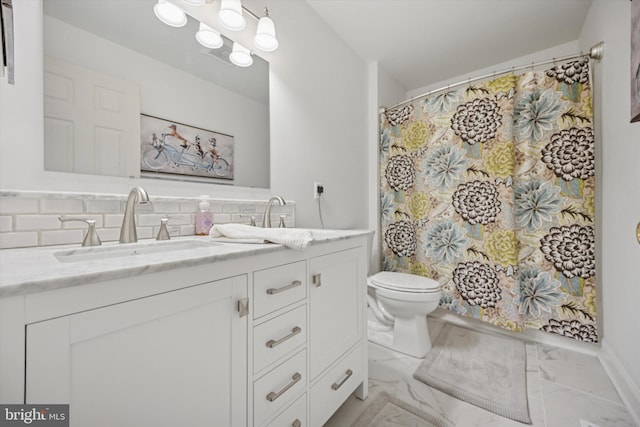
[325,318,636,427]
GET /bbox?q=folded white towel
[209,223,313,250]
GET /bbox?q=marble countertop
[0,229,372,298]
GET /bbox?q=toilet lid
[370,271,440,293]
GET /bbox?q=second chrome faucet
[120,187,150,243]
[262,196,286,228]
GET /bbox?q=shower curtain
[380,57,597,342]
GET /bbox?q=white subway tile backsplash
[180,201,198,213]
[85,200,122,214]
[41,229,84,246]
[166,214,192,225]
[0,198,39,214]
[98,228,121,242]
[0,232,39,249]
[135,203,154,214]
[104,214,124,228]
[152,201,180,214]
[136,227,154,240]
[0,216,12,232]
[222,204,240,213]
[137,214,164,227]
[0,191,295,249]
[213,213,232,223]
[239,205,257,213]
[15,215,63,231]
[180,225,196,235]
[40,198,83,214]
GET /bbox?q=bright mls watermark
[0,405,68,426]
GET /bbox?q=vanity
[0,230,371,426]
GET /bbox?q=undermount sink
[54,239,221,263]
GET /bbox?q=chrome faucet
[119,186,150,243]
[262,196,286,228]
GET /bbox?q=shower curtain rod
[382,41,604,112]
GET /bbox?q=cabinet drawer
[265,393,306,427]
[310,344,364,427]
[254,349,307,426]
[254,261,306,319]
[254,305,307,374]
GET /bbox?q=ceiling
[306,0,593,92]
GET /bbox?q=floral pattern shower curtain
[380,58,597,342]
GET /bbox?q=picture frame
[140,114,234,180]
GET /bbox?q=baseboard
[429,308,600,356]
[598,339,640,427]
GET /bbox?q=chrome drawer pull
[266,326,302,348]
[266,372,302,402]
[292,419,301,427]
[312,273,322,287]
[267,280,302,295]
[331,369,353,391]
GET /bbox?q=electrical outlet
[314,182,324,199]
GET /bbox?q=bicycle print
[140,114,234,180]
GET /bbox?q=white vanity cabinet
[0,231,370,427]
[309,248,366,426]
[25,275,249,427]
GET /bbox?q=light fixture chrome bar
[205,0,261,20]
[241,5,260,21]
[383,41,605,113]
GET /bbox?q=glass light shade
[196,23,223,49]
[229,42,253,67]
[183,0,205,5]
[254,15,278,52]
[153,0,187,27]
[218,0,246,31]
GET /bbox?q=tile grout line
[536,344,549,427]
[538,376,629,410]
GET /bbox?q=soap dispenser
[195,195,213,235]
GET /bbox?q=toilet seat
[369,271,440,294]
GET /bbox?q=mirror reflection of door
[44,57,140,177]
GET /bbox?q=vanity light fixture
[218,0,246,31]
[154,0,279,64]
[153,0,187,27]
[229,42,253,67]
[196,22,224,49]
[254,7,278,52]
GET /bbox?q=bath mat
[351,391,452,427]
[413,323,531,424]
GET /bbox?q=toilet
[367,271,442,358]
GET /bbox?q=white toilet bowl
[367,271,441,358]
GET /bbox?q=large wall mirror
[43,0,270,188]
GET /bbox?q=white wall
[265,3,369,229]
[407,41,580,98]
[579,0,640,413]
[369,63,407,272]
[1,0,370,231]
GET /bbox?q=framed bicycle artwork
[140,114,234,180]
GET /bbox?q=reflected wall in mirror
[43,0,270,188]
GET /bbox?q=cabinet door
[309,248,363,379]
[26,276,247,427]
